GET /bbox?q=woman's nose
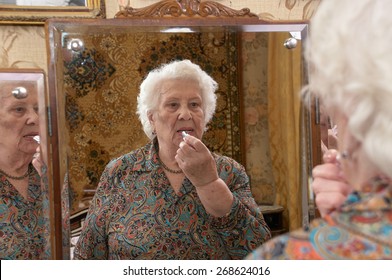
[26,109,39,124]
[178,106,192,120]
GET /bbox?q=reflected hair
[303,0,392,177]
[136,59,218,139]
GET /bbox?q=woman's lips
[24,135,40,143]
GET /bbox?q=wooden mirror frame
[45,0,314,259]
[0,0,105,25]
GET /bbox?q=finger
[179,141,186,150]
[32,158,42,176]
[312,177,352,196]
[178,141,196,157]
[176,141,197,165]
[312,163,343,180]
[321,141,329,154]
[181,134,197,150]
[315,193,347,217]
[328,134,339,150]
[182,134,209,153]
[174,153,185,166]
[322,149,339,163]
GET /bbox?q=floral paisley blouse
[247,176,392,259]
[74,140,271,260]
[0,167,50,259]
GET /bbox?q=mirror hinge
[47,106,52,137]
[314,97,320,125]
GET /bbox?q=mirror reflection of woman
[320,105,338,154]
[0,84,49,259]
[74,60,271,260]
[247,0,392,260]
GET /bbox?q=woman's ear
[147,111,155,126]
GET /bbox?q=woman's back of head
[307,0,392,177]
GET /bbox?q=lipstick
[33,136,40,144]
[181,131,189,139]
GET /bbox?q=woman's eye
[190,102,200,108]
[14,107,26,113]
[168,103,178,108]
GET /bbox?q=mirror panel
[0,69,54,259]
[46,18,311,259]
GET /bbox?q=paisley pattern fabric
[0,167,51,259]
[247,176,392,259]
[74,139,271,260]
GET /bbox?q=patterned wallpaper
[1,0,320,70]
[0,0,320,207]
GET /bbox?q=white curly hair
[136,59,218,139]
[305,0,392,177]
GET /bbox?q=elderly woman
[73,59,271,260]
[247,0,392,260]
[0,82,49,259]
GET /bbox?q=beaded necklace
[0,165,30,180]
[157,156,183,174]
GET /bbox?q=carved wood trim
[115,0,258,19]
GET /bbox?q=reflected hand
[175,135,233,217]
[321,140,329,154]
[175,135,219,187]
[32,146,44,177]
[312,149,353,217]
[327,125,339,150]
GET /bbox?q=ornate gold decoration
[115,0,258,19]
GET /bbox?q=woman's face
[0,88,39,156]
[149,79,205,150]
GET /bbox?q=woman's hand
[312,149,353,217]
[175,135,218,187]
[175,135,233,217]
[32,146,44,177]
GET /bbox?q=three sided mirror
[45,0,314,259]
